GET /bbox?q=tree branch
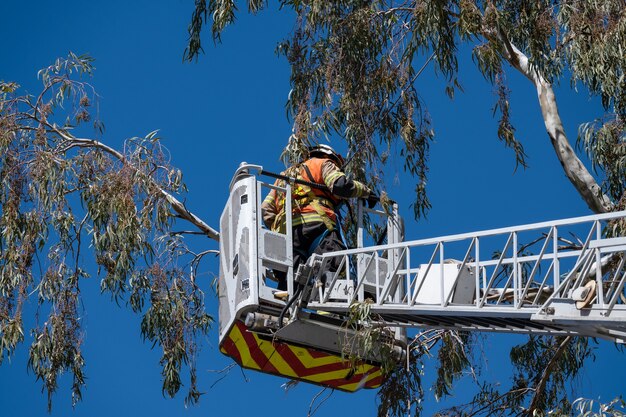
[527,336,572,415]
[50,130,220,241]
[462,387,534,417]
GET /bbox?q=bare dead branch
[307,387,334,417]
[208,363,236,389]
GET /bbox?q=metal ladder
[303,209,626,343]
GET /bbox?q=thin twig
[307,387,334,417]
[238,366,250,383]
[208,363,236,388]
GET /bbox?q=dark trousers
[276,222,346,291]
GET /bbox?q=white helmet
[309,144,344,166]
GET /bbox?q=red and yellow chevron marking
[220,321,384,392]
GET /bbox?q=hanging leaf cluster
[0,53,212,410]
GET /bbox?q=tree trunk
[499,37,615,214]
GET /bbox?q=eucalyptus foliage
[185,1,624,416]
[572,396,626,417]
[0,54,212,410]
[186,0,624,216]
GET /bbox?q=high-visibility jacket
[261,158,370,232]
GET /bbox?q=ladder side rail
[479,233,514,308]
[444,238,476,306]
[590,238,626,248]
[519,227,554,309]
[483,227,601,308]
[335,242,615,311]
[377,320,575,337]
[303,210,626,261]
[477,250,581,267]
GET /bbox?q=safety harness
[269,161,339,233]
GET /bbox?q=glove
[366,192,379,209]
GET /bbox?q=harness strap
[307,229,330,257]
[269,162,340,232]
[298,163,336,231]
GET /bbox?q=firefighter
[261,144,378,291]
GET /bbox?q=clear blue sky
[0,1,622,416]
